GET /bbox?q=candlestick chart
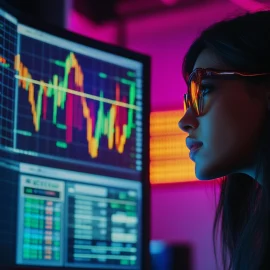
[15,35,140,170]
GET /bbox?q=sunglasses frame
[184,68,270,117]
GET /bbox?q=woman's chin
[195,163,225,180]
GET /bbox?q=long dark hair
[182,11,270,270]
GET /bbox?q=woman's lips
[189,144,203,161]
[190,143,202,151]
[186,138,203,161]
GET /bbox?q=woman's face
[179,49,267,180]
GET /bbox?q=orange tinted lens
[189,75,200,115]
[183,94,188,112]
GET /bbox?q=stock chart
[12,30,142,171]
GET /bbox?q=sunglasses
[184,68,270,117]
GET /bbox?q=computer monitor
[150,241,192,270]
[0,3,150,270]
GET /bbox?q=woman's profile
[178,10,270,270]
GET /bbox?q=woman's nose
[178,108,198,133]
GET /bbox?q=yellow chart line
[14,75,141,111]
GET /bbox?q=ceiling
[73,0,218,23]
[73,0,270,24]
[116,0,215,18]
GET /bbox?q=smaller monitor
[15,163,141,268]
[150,241,192,270]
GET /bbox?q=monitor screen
[0,5,150,270]
[150,241,192,270]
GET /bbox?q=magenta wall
[66,2,243,269]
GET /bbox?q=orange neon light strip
[150,110,197,184]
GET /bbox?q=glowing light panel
[150,110,197,184]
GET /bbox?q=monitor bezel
[0,2,151,270]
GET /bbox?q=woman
[178,11,270,270]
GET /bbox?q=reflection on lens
[183,94,188,112]
[190,79,199,115]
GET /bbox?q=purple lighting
[161,0,179,6]
[229,0,269,11]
